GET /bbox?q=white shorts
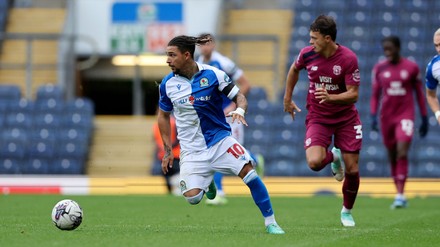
[179,136,252,194]
[227,117,244,144]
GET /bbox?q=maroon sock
[321,150,334,166]
[395,158,408,194]
[342,172,360,209]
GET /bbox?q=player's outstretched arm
[283,63,302,120]
[157,109,175,174]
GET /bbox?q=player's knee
[307,158,322,171]
[184,189,204,205]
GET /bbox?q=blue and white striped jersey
[426,54,440,90]
[197,51,243,109]
[159,62,239,152]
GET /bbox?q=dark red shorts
[380,118,414,148]
[304,115,362,152]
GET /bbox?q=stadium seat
[50,158,84,174]
[0,140,27,159]
[1,127,28,142]
[34,98,64,113]
[33,112,61,128]
[359,159,389,177]
[265,159,295,176]
[413,160,440,178]
[28,140,56,159]
[0,158,22,174]
[31,128,58,143]
[36,84,64,101]
[64,97,94,116]
[22,158,50,174]
[59,127,90,143]
[57,140,88,159]
[0,85,21,104]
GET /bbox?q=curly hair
[310,15,337,41]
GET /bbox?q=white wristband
[435,111,440,120]
[229,107,245,117]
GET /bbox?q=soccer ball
[51,199,83,230]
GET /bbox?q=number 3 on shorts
[354,125,362,139]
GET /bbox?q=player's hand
[419,116,428,138]
[314,87,330,104]
[371,115,378,132]
[161,151,174,174]
[227,107,248,126]
[283,100,301,120]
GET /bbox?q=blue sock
[243,170,273,217]
[214,172,223,192]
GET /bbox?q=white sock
[341,206,351,213]
[396,193,405,200]
[217,190,225,197]
[264,214,276,226]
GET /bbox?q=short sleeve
[344,55,360,86]
[294,48,306,70]
[158,79,173,112]
[217,70,239,100]
[426,58,440,90]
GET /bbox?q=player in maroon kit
[283,15,361,227]
[370,36,428,209]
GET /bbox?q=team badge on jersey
[353,69,361,82]
[200,78,209,87]
[333,65,341,75]
[400,70,408,80]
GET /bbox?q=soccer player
[371,36,428,209]
[196,33,264,205]
[426,28,440,125]
[157,34,284,234]
[283,15,361,227]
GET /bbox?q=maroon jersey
[295,45,361,124]
[370,58,427,122]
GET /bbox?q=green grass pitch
[0,195,439,247]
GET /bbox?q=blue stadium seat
[50,158,84,174]
[59,127,90,143]
[57,140,88,159]
[0,158,22,174]
[1,127,28,142]
[246,114,271,129]
[64,97,94,116]
[36,84,63,101]
[5,111,33,129]
[0,85,21,104]
[33,113,61,128]
[28,140,56,159]
[34,98,64,113]
[0,140,27,159]
[62,111,93,130]
[265,159,295,176]
[247,87,267,101]
[31,128,58,143]
[359,159,389,177]
[413,160,440,178]
[5,99,34,126]
[22,158,50,174]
